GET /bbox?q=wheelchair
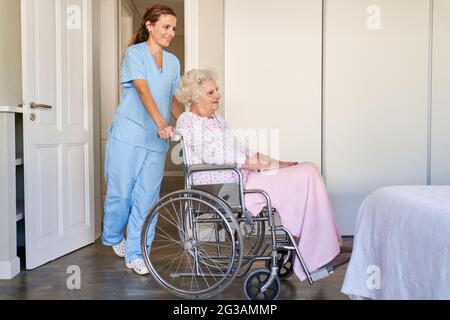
[140,133,349,300]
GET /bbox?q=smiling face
[147,14,177,48]
[192,80,221,117]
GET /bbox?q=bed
[341,186,450,300]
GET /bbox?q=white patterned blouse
[176,111,254,185]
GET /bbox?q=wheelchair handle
[171,131,183,142]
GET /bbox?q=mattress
[341,186,450,300]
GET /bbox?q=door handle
[30,102,52,110]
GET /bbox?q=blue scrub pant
[102,137,166,262]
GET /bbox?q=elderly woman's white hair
[175,69,218,107]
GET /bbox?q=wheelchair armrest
[187,164,238,173]
[185,163,246,211]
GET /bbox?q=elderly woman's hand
[278,161,299,169]
[243,153,298,172]
[267,160,298,170]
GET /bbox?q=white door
[21,0,95,269]
[431,0,450,185]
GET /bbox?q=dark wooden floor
[0,177,353,300]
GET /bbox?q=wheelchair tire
[244,269,281,300]
[265,249,295,280]
[141,190,243,299]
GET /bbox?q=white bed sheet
[341,186,450,300]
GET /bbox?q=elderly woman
[175,69,342,282]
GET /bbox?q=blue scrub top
[110,42,181,152]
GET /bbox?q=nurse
[102,5,184,275]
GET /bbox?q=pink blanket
[244,162,341,281]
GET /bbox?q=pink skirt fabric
[244,162,341,281]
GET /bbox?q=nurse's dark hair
[130,5,177,45]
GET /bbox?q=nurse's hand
[157,125,175,141]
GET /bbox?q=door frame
[96,0,198,239]
[119,0,135,60]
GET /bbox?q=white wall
[224,0,323,165]
[199,0,225,112]
[0,0,22,107]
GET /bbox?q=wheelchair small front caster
[244,269,280,300]
[265,249,294,280]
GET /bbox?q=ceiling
[131,0,185,35]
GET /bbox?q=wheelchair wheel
[265,249,294,280]
[141,190,243,299]
[244,269,280,300]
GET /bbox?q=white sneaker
[126,258,150,275]
[112,238,126,258]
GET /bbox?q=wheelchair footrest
[309,253,351,282]
[310,266,334,282]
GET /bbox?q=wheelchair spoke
[188,250,208,289]
[198,254,229,269]
[153,258,181,273]
[152,249,184,265]
[155,225,183,245]
[171,250,187,286]
[161,208,186,235]
[198,257,219,282]
[170,200,184,230]
[190,263,195,292]
[197,250,228,274]
[150,241,179,252]
[163,205,183,232]
[160,200,177,222]
[199,243,232,259]
[180,251,188,290]
[174,248,201,291]
[184,250,202,290]
[198,245,230,268]
[161,252,184,279]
